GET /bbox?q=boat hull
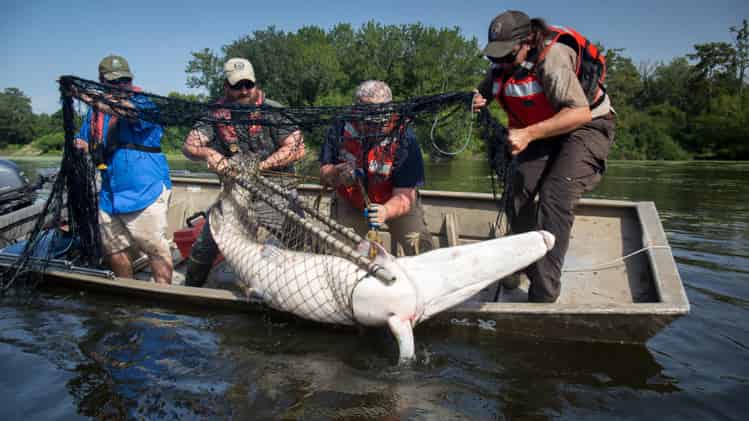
[0,172,689,344]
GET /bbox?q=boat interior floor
[129,243,650,306]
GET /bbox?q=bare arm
[525,106,591,140]
[182,127,230,175]
[507,106,591,155]
[507,43,593,155]
[75,90,138,121]
[382,187,416,221]
[182,128,219,161]
[259,130,305,171]
[320,163,339,187]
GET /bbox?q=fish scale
[205,155,554,363]
[210,185,361,325]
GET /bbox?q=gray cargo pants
[508,115,616,302]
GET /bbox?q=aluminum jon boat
[0,172,689,344]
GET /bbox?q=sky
[2,0,748,114]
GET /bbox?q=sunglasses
[229,80,255,90]
[488,51,517,64]
[108,77,132,85]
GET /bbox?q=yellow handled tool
[356,171,381,259]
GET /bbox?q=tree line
[1,20,747,160]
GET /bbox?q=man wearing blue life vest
[319,80,434,256]
[74,55,173,284]
[473,11,616,302]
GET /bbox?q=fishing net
[1,76,512,310]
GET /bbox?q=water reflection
[2,157,748,420]
[62,303,681,420]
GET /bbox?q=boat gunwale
[171,175,689,315]
[0,173,689,319]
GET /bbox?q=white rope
[562,244,672,273]
[429,80,475,156]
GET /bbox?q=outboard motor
[0,159,34,215]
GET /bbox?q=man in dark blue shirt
[319,80,433,256]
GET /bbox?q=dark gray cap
[482,10,531,58]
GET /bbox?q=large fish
[209,178,554,363]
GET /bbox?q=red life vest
[492,25,607,129]
[90,85,143,143]
[336,122,399,210]
[212,92,265,147]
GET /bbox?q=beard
[230,90,259,105]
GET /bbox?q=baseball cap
[224,58,256,85]
[482,11,531,58]
[98,55,134,81]
[353,80,392,104]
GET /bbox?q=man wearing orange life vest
[319,80,434,256]
[182,57,305,287]
[473,11,616,303]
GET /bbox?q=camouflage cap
[353,80,392,104]
[98,55,133,81]
[482,10,531,58]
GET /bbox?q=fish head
[351,240,422,327]
[399,230,555,323]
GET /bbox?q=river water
[1,157,747,420]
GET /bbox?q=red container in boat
[174,217,206,259]
[173,212,223,264]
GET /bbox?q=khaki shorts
[99,186,172,260]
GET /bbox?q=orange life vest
[336,122,400,210]
[212,93,265,149]
[492,25,607,129]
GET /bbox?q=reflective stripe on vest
[335,123,397,210]
[493,24,606,128]
[503,80,544,97]
[493,72,556,128]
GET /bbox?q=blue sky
[2,0,747,114]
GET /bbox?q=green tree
[0,88,35,147]
[601,48,642,108]
[159,91,207,153]
[688,42,737,111]
[31,131,66,153]
[730,19,749,93]
[692,93,749,159]
[185,48,224,99]
[648,58,692,110]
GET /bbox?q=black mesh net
[1,76,512,305]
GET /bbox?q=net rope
[0,76,512,316]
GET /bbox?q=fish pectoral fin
[387,315,415,364]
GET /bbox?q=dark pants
[184,187,304,287]
[508,116,615,302]
[184,215,218,287]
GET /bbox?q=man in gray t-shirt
[473,11,616,303]
[182,57,305,287]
